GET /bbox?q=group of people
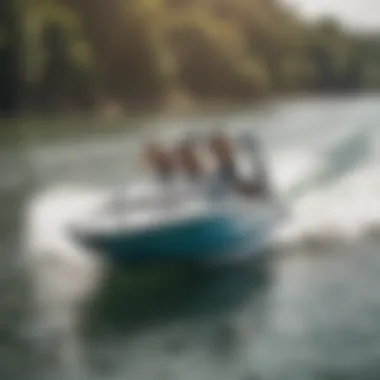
[144,132,270,199]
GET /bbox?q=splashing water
[272,125,379,247]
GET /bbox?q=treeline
[2,0,380,115]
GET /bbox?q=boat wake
[271,126,380,251]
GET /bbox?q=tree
[0,0,21,117]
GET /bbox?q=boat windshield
[105,177,207,215]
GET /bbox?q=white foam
[274,160,380,247]
[268,148,323,193]
[24,185,108,313]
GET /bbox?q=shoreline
[1,91,379,124]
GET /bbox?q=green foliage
[3,0,380,113]
[0,29,7,49]
[22,0,93,82]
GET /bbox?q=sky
[281,0,380,32]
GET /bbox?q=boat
[71,132,286,265]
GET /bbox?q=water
[2,95,380,379]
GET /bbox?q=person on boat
[239,132,272,198]
[177,135,204,183]
[144,141,175,182]
[209,132,269,198]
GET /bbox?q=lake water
[2,95,380,380]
